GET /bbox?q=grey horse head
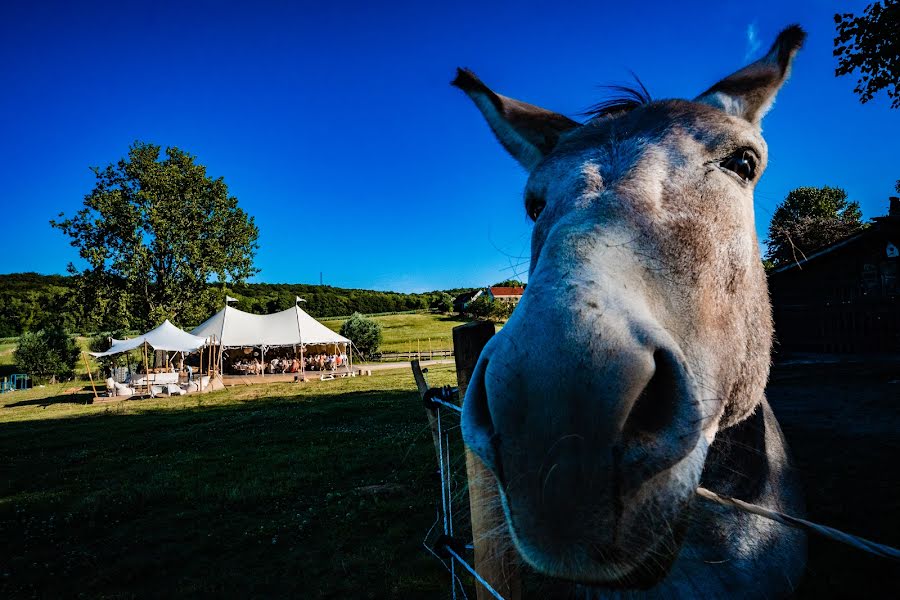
[457,25,805,587]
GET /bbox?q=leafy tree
[489,300,514,322]
[463,295,515,323]
[834,1,900,108]
[339,312,382,357]
[51,142,259,331]
[431,292,454,313]
[493,279,525,288]
[765,186,865,266]
[14,327,80,383]
[465,295,493,320]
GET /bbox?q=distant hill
[0,273,475,337]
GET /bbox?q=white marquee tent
[191,304,351,349]
[89,320,207,357]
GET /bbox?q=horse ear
[453,68,579,171]
[696,25,806,123]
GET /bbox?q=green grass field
[322,313,469,353]
[0,366,469,598]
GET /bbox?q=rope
[696,487,900,562]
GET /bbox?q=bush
[431,292,454,313]
[339,313,382,358]
[462,296,515,323]
[14,327,80,383]
[465,296,493,320]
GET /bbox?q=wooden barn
[768,197,900,353]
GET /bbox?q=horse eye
[720,149,758,181]
[526,195,546,221]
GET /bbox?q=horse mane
[582,78,652,120]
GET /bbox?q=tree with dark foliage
[834,1,900,108]
[52,142,259,331]
[765,186,865,267]
[14,327,80,383]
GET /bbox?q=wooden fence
[374,349,454,361]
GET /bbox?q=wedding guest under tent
[191,297,353,380]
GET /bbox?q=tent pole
[199,343,204,392]
[143,341,151,396]
[218,303,228,380]
[295,303,305,382]
[82,352,98,399]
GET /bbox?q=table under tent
[86,320,221,400]
[191,301,354,382]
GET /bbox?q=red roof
[490,286,525,296]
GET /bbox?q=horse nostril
[617,348,699,492]
[622,350,680,442]
[461,358,500,473]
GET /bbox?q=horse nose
[461,332,700,499]
[616,347,700,494]
[460,354,500,475]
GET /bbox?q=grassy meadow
[322,313,469,353]
[0,366,470,598]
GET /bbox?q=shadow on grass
[3,391,95,408]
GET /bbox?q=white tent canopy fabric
[191,305,350,348]
[90,320,208,357]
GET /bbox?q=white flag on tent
[226,295,238,303]
[296,296,306,303]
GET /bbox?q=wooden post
[453,321,521,600]
[81,352,99,399]
[411,359,444,471]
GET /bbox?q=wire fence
[415,366,507,600]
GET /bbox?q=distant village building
[768,197,900,353]
[486,286,525,305]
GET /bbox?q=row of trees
[0,274,471,338]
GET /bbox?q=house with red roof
[486,286,525,305]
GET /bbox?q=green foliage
[50,141,260,331]
[765,186,866,266]
[834,1,900,108]
[339,312,382,357]
[228,283,433,322]
[463,295,514,322]
[490,300,514,321]
[13,327,79,383]
[87,330,138,369]
[464,295,493,320]
[431,292,454,313]
[0,273,76,337]
[492,279,525,287]
[0,274,454,336]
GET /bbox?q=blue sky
[0,0,895,292]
